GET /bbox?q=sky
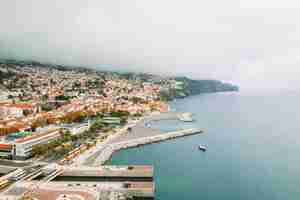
[1,0,300,91]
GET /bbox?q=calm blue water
[108,92,300,200]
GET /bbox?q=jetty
[80,112,201,166]
[93,128,203,165]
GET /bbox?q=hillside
[175,77,239,96]
[0,59,239,100]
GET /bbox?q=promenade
[72,112,203,166]
[73,112,163,166]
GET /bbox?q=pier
[93,128,203,165]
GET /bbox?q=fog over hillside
[1,0,300,91]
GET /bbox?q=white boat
[198,145,207,151]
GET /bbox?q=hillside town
[0,61,175,161]
[0,61,238,200]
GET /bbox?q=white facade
[14,129,61,158]
[70,124,89,135]
[62,121,90,135]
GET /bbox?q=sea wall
[94,128,203,166]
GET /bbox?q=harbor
[78,112,202,166]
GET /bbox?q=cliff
[159,77,238,100]
[176,77,238,95]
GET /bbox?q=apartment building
[0,128,61,160]
[13,128,61,159]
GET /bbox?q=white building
[13,128,61,159]
[61,121,90,135]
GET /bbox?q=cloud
[1,0,300,90]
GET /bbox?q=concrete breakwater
[93,128,203,166]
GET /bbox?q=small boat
[198,145,207,152]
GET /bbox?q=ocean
[107,92,300,200]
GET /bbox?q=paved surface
[108,123,163,145]
[59,165,153,178]
[81,112,180,166]
[108,112,183,144]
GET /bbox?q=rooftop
[3,180,154,200]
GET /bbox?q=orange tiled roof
[0,143,12,150]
